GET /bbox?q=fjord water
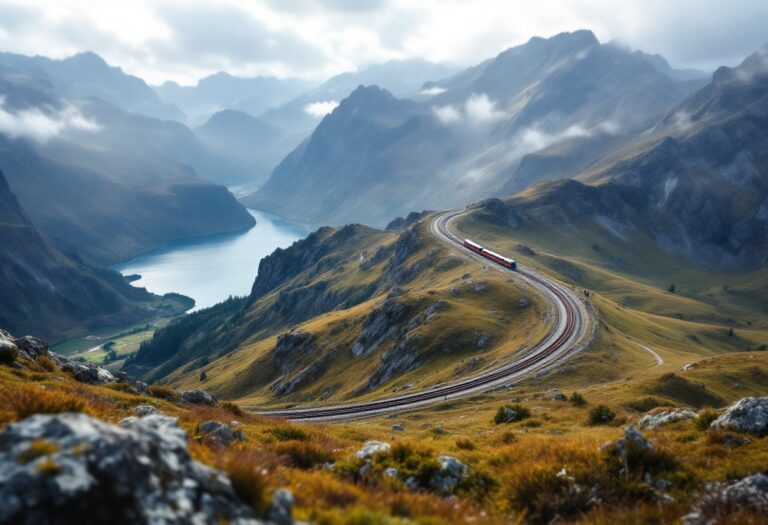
[112,209,308,311]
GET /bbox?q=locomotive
[463,239,516,269]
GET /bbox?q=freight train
[463,239,517,269]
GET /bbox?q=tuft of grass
[455,438,476,450]
[268,424,309,442]
[272,440,335,469]
[17,438,60,464]
[588,405,616,426]
[220,450,270,516]
[493,404,531,425]
[35,457,62,475]
[35,355,57,372]
[624,396,665,412]
[148,384,178,400]
[569,392,587,406]
[695,408,719,431]
[2,386,88,421]
[222,401,245,417]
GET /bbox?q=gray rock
[273,330,316,373]
[711,397,768,435]
[682,473,768,524]
[198,421,245,447]
[391,423,405,432]
[547,389,567,401]
[53,355,116,385]
[430,455,470,495]
[518,297,531,308]
[267,489,294,525]
[12,335,49,360]
[384,467,399,478]
[637,409,697,430]
[134,405,160,417]
[496,406,523,423]
[474,333,491,349]
[352,300,409,357]
[355,440,390,459]
[0,413,261,525]
[180,389,219,406]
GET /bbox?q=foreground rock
[180,389,219,406]
[637,409,697,430]
[430,455,470,495]
[682,473,768,524]
[0,413,261,524]
[711,397,768,435]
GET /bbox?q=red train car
[463,239,517,270]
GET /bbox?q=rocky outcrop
[273,330,316,373]
[363,334,421,392]
[271,353,330,397]
[711,397,768,435]
[352,300,409,357]
[682,473,768,525]
[0,413,260,525]
[638,409,697,430]
[355,441,391,459]
[197,420,245,447]
[430,456,470,495]
[180,389,219,406]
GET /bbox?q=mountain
[0,51,183,121]
[0,170,192,341]
[0,56,255,266]
[244,31,704,227]
[474,42,768,271]
[194,110,291,186]
[155,73,313,125]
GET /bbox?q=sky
[0,0,766,85]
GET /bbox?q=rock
[352,300,409,357]
[404,476,419,491]
[384,467,399,478]
[547,389,567,401]
[198,421,245,447]
[267,489,294,525]
[0,332,19,364]
[391,424,405,432]
[12,335,49,360]
[273,330,316,373]
[355,440,391,459]
[134,405,159,417]
[519,297,531,308]
[180,389,219,406]
[0,413,260,525]
[602,426,652,459]
[682,473,768,524]
[474,333,491,349]
[496,406,522,423]
[55,357,116,385]
[711,397,768,435]
[655,478,673,491]
[637,409,697,429]
[430,456,470,495]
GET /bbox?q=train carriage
[463,238,517,270]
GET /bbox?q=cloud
[303,100,340,117]
[432,104,461,124]
[432,93,507,127]
[0,97,100,142]
[418,86,446,96]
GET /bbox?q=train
[463,239,517,269]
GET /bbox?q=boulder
[391,423,405,432]
[430,455,470,495]
[54,356,116,385]
[496,406,523,423]
[355,440,390,459]
[0,413,260,525]
[13,335,50,360]
[711,397,768,435]
[133,405,160,417]
[682,473,768,524]
[198,421,245,447]
[180,389,219,406]
[0,332,18,364]
[637,409,697,430]
[267,489,293,525]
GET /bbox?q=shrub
[220,451,269,516]
[222,401,245,417]
[569,392,586,406]
[498,431,517,444]
[624,396,663,412]
[267,424,309,442]
[148,385,178,400]
[455,438,475,450]
[2,386,87,420]
[588,405,616,425]
[493,404,531,424]
[0,344,18,365]
[695,408,719,431]
[272,440,334,469]
[35,355,57,372]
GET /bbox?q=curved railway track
[253,210,591,421]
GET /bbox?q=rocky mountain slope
[0,170,190,341]
[472,42,768,271]
[0,55,255,266]
[245,31,704,227]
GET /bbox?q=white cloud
[464,93,506,125]
[0,97,100,143]
[303,100,340,117]
[418,86,446,96]
[432,104,460,124]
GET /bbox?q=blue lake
[112,209,308,311]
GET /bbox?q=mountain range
[244,31,707,226]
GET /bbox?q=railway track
[253,210,591,421]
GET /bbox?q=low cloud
[303,100,340,117]
[0,98,100,143]
[432,93,507,127]
[418,86,446,96]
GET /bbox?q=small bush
[569,392,586,406]
[272,440,334,469]
[2,386,88,420]
[148,385,178,400]
[0,344,18,365]
[267,424,309,442]
[35,355,57,372]
[588,405,616,425]
[695,408,719,431]
[455,438,475,450]
[493,404,531,424]
[624,396,663,412]
[222,401,245,417]
[221,451,269,515]
[498,431,517,444]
